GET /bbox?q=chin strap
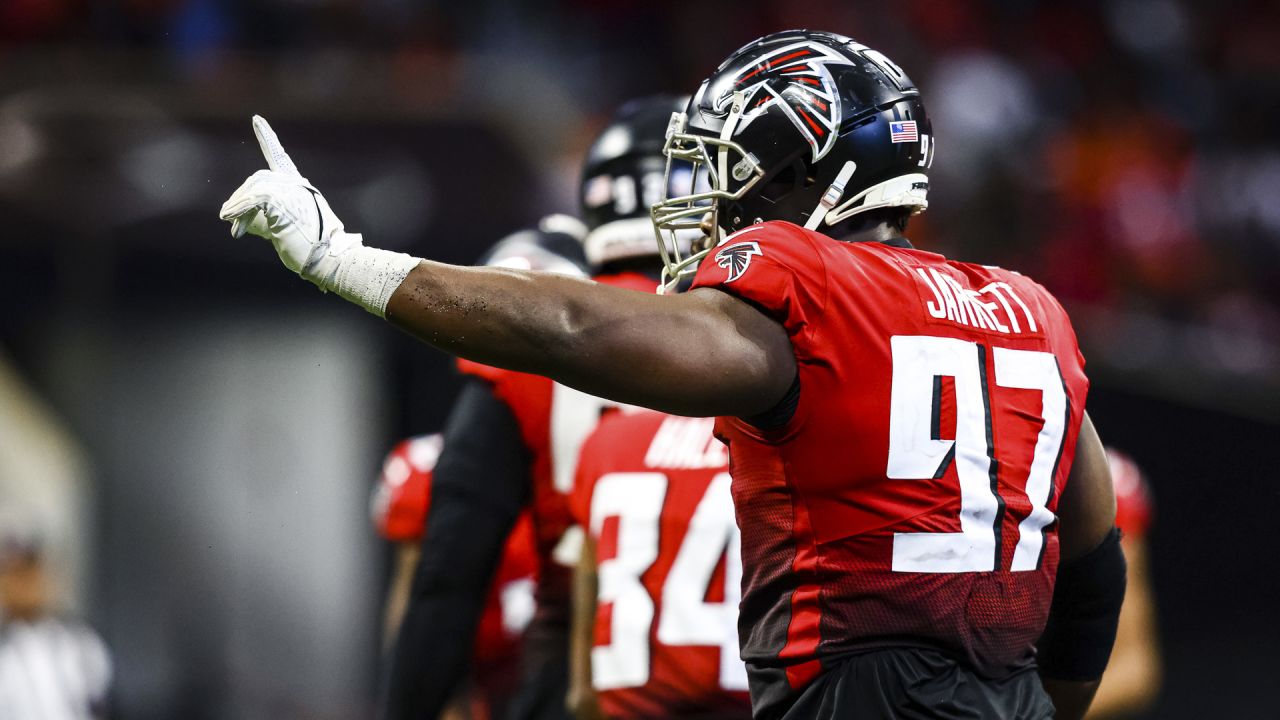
[714,92,747,227]
[804,161,858,230]
[717,92,746,182]
[826,173,930,227]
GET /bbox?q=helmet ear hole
[758,157,811,203]
[758,165,796,202]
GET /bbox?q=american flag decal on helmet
[718,41,854,162]
[715,241,763,283]
[889,120,918,143]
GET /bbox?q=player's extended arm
[387,268,793,417]
[1038,413,1126,720]
[220,117,796,419]
[567,534,606,720]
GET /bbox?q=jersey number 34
[589,472,748,692]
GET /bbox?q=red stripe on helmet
[736,48,813,85]
[797,107,826,136]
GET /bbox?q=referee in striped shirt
[0,521,110,720]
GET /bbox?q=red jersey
[571,411,752,719]
[456,272,657,619]
[371,435,538,669]
[1106,447,1153,540]
[690,221,1090,715]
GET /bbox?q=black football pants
[779,648,1055,719]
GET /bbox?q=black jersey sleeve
[381,378,531,720]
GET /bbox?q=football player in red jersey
[1086,449,1161,718]
[568,411,752,720]
[224,30,1125,720]
[371,433,538,719]
[379,97,689,720]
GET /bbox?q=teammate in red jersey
[381,97,689,720]
[371,434,538,719]
[568,411,751,719]
[1086,449,1161,718]
[224,30,1125,720]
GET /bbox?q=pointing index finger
[252,115,300,176]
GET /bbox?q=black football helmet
[479,214,590,277]
[579,95,695,268]
[652,30,934,291]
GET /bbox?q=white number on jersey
[589,471,747,691]
[887,335,1067,573]
[591,472,666,689]
[656,472,748,690]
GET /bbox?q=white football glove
[219,116,363,286]
[220,116,420,316]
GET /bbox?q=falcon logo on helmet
[716,41,854,163]
[715,241,763,283]
[652,31,931,294]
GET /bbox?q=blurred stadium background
[0,0,1275,718]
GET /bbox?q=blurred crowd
[2,0,1278,383]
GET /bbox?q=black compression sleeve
[1037,527,1128,681]
[381,379,531,720]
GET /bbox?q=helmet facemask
[651,96,765,294]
